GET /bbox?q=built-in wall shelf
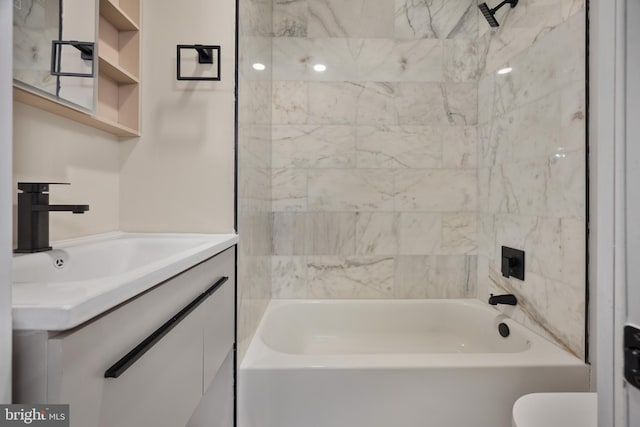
[99,0,139,31]
[13,0,141,139]
[97,0,141,135]
[99,55,138,84]
[14,86,140,137]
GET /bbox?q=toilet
[512,393,597,427]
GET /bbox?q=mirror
[13,0,97,112]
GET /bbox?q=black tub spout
[488,293,517,306]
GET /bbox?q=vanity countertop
[12,232,238,331]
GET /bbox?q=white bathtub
[239,299,589,427]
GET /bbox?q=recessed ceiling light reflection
[252,63,266,71]
[313,64,327,72]
[497,67,513,75]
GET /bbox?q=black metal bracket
[195,45,213,64]
[176,44,221,81]
[50,40,95,77]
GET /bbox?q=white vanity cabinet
[13,246,236,427]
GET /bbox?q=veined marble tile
[394,0,478,39]
[356,82,400,125]
[547,149,586,219]
[273,37,444,82]
[397,213,442,255]
[308,0,395,38]
[488,159,547,216]
[308,169,395,211]
[239,77,272,126]
[492,11,585,110]
[273,0,309,37]
[477,167,491,213]
[526,217,586,287]
[272,81,308,125]
[394,256,437,298]
[272,37,360,81]
[475,254,490,300]
[435,255,477,296]
[442,126,477,169]
[559,81,587,153]
[395,169,476,212]
[304,212,357,255]
[476,212,495,257]
[396,83,478,126]
[238,125,271,174]
[240,36,272,81]
[355,212,399,255]
[356,126,442,169]
[477,71,497,125]
[307,256,395,298]
[272,168,307,211]
[562,0,585,20]
[272,212,306,255]
[394,255,476,298]
[238,0,272,36]
[308,81,362,124]
[441,213,477,255]
[509,94,562,162]
[272,256,308,298]
[356,39,444,82]
[238,137,271,204]
[480,1,584,74]
[273,125,356,168]
[238,213,272,257]
[478,114,513,168]
[444,40,481,83]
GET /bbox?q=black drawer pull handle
[104,276,229,378]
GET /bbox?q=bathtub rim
[241,298,587,370]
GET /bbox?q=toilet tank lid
[512,393,597,427]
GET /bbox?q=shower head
[478,0,519,28]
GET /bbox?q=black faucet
[15,182,89,253]
[488,293,517,306]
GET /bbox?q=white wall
[13,103,121,244]
[119,0,236,234]
[1,0,14,404]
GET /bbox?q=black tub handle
[104,276,229,378]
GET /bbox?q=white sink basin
[12,232,238,331]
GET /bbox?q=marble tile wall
[271,0,479,299]
[476,2,586,358]
[237,0,273,362]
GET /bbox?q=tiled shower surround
[268,0,586,358]
[272,0,480,299]
[477,1,586,358]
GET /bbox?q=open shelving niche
[14,0,141,138]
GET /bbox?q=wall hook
[194,45,213,64]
